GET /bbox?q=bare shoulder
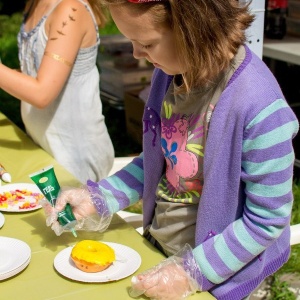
[50,0,91,23]
[46,0,97,47]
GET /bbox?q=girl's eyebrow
[131,38,156,43]
[131,39,149,44]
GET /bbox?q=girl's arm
[92,153,145,214]
[193,98,299,289]
[0,0,94,108]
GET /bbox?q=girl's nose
[132,44,146,60]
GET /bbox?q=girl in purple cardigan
[45,0,299,299]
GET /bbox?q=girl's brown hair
[24,0,107,27]
[101,0,254,92]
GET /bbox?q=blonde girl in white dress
[0,0,114,183]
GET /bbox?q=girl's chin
[154,65,178,76]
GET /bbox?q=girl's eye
[141,44,151,49]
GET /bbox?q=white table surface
[263,35,300,66]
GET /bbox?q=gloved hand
[40,182,113,236]
[130,244,202,300]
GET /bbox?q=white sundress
[17,0,114,183]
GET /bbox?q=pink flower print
[162,119,177,140]
[161,113,181,140]
[162,118,198,191]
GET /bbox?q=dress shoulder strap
[75,0,99,33]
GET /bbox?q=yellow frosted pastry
[71,240,115,273]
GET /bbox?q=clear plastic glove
[40,183,113,236]
[130,244,202,300]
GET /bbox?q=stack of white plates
[0,237,31,280]
[0,212,4,228]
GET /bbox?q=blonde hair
[24,0,107,27]
[100,0,254,92]
[89,0,107,27]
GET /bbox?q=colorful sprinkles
[0,189,44,210]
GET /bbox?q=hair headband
[127,0,166,3]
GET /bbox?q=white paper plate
[0,257,31,281]
[0,183,44,212]
[54,242,141,282]
[0,212,4,228]
[0,237,31,280]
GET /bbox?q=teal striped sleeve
[97,153,144,213]
[193,99,298,286]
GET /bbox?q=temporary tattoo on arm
[44,51,73,67]
[57,30,66,36]
[49,7,78,41]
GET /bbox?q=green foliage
[0,13,22,68]
[278,245,300,275]
[100,17,120,35]
[264,181,300,299]
[291,182,300,226]
[274,182,300,276]
[0,12,23,128]
[0,90,23,129]
[266,274,296,300]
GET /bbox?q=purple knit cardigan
[94,46,299,300]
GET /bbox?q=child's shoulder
[51,0,90,18]
[46,0,93,33]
